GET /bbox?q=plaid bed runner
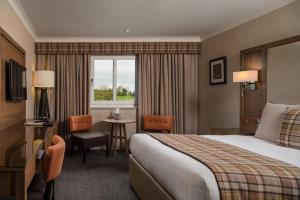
[149,134,300,200]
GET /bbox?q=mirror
[267,41,300,104]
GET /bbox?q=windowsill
[90,104,137,109]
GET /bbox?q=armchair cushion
[143,115,173,132]
[69,115,93,132]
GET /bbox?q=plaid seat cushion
[279,109,300,149]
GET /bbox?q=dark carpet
[55,150,138,200]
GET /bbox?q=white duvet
[129,134,300,200]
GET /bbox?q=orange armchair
[44,135,66,182]
[143,115,174,133]
[69,114,109,163]
[44,135,66,199]
[28,135,65,200]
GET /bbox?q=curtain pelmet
[35,42,201,55]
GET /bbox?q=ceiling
[17,0,295,40]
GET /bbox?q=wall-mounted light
[233,70,258,96]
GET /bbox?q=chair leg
[82,146,86,163]
[52,180,55,200]
[71,142,75,156]
[106,137,109,158]
[44,180,54,200]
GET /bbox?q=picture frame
[209,57,227,85]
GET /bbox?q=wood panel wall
[0,27,26,132]
[240,49,266,129]
[0,27,26,168]
[0,28,27,198]
[240,35,300,129]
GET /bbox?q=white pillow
[255,102,300,143]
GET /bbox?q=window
[91,56,136,107]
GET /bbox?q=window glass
[91,57,136,106]
[116,60,135,101]
[93,60,113,101]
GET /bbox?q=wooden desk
[211,128,256,136]
[0,122,56,200]
[102,119,135,156]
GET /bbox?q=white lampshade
[33,70,55,88]
[233,70,258,83]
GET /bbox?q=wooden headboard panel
[240,35,300,129]
[0,27,26,131]
[240,49,266,129]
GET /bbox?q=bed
[129,36,300,200]
[129,134,300,200]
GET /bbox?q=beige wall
[199,1,300,133]
[0,0,35,119]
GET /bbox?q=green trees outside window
[94,86,135,101]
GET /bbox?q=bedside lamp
[233,70,258,96]
[33,70,55,121]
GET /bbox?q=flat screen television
[6,59,27,101]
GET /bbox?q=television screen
[6,59,27,101]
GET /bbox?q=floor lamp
[33,70,55,121]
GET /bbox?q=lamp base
[38,88,51,121]
[36,116,50,122]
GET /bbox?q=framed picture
[209,57,227,85]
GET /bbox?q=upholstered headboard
[240,35,300,129]
[267,41,300,104]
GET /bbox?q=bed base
[129,155,174,200]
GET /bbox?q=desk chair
[69,115,109,163]
[28,135,66,200]
[143,115,174,133]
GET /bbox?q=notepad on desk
[24,120,53,127]
[25,120,45,126]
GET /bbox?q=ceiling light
[125,29,130,33]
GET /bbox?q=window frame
[90,56,136,108]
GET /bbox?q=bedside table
[211,128,255,136]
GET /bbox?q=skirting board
[129,155,174,200]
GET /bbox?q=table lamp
[233,70,258,96]
[33,70,55,121]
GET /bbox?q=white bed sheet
[129,134,300,200]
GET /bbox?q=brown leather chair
[28,135,66,200]
[143,115,174,133]
[69,114,109,163]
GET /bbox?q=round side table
[102,118,135,156]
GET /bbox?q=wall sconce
[233,70,258,96]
